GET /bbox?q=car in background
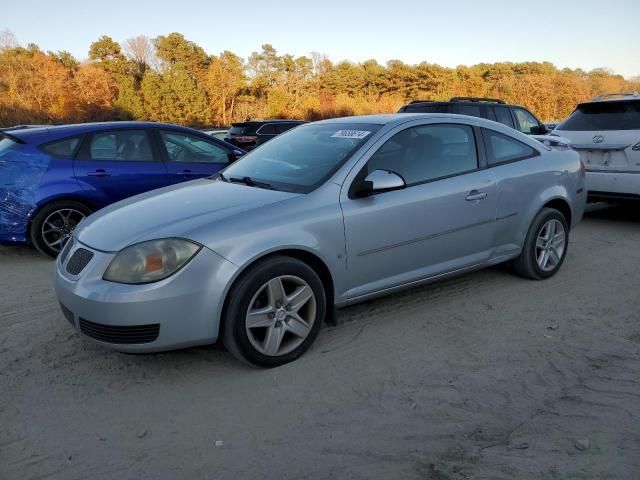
[224,120,307,150]
[55,113,585,367]
[201,128,228,141]
[553,93,640,203]
[0,121,245,257]
[399,97,549,136]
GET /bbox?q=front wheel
[30,200,93,258]
[222,256,326,367]
[512,208,569,280]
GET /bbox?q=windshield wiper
[227,176,274,190]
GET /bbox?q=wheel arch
[28,195,96,241]
[219,248,336,336]
[542,197,572,228]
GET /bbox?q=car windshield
[557,100,640,131]
[221,122,381,193]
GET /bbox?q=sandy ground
[0,205,639,480]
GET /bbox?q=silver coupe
[55,114,586,367]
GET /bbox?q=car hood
[75,179,300,252]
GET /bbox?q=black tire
[512,207,569,280]
[30,200,93,258]
[222,255,326,368]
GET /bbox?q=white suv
[554,93,640,203]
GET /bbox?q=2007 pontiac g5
[55,114,586,367]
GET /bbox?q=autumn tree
[74,64,118,121]
[122,35,155,78]
[2,33,639,127]
[207,51,246,125]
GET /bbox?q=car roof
[311,113,539,143]
[231,119,306,126]
[587,92,640,103]
[311,113,483,127]
[404,100,516,108]
[7,121,205,144]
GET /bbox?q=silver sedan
[55,114,586,367]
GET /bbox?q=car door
[155,129,234,184]
[480,127,544,253]
[73,129,168,206]
[340,122,497,300]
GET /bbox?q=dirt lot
[1,205,639,480]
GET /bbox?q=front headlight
[103,238,201,284]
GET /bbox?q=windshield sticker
[331,130,371,139]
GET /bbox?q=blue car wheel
[30,200,93,258]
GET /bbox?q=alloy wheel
[245,275,316,357]
[41,208,86,253]
[535,219,565,272]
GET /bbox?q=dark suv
[224,120,307,150]
[398,97,548,135]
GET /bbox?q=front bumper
[55,239,239,353]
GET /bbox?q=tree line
[1,30,638,128]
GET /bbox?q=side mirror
[353,169,406,197]
[532,125,547,135]
[228,149,245,163]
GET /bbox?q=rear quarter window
[483,128,538,165]
[0,137,18,155]
[41,137,81,158]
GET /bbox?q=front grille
[59,303,75,326]
[79,318,160,344]
[66,248,94,275]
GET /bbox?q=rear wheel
[30,200,93,258]
[222,255,326,368]
[512,208,569,280]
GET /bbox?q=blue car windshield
[222,123,381,193]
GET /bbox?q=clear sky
[2,0,639,78]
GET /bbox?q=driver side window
[365,124,478,186]
[159,130,230,164]
[513,108,540,134]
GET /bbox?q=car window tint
[258,124,278,135]
[494,107,514,128]
[42,137,80,158]
[513,108,540,134]
[366,124,478,185]
[403,104,448,113]
[451,104,481,117]
[481,106,496,120]
[483,128,537,165]
[276,123,297,134]
[159,130,229,164]
[557,100,640,131]
[88,131,153,161]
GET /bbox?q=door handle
[178,170,194,177]
[87,169,110,177]
[466,190,487,201]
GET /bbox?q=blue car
[0,122,245,257]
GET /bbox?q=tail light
[632,141,640,151]
[235,136,257,144]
